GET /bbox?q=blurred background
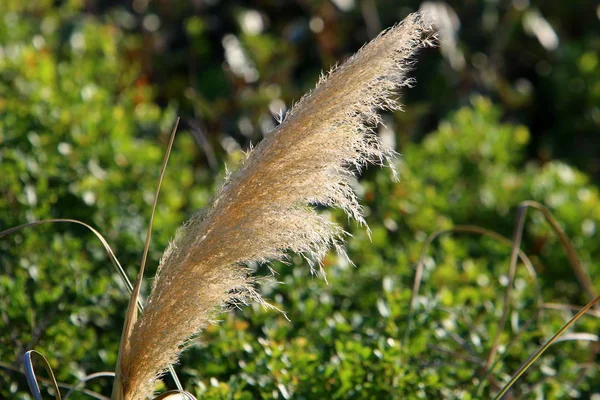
[1,0,599,398]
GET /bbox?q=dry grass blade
[485,200,599,374]
[404,224,539,345]
[112,118,181,400]
[0,219,130,296]
[474,307,545,396]
[493,294,600,400]
[0,218,182,389]
[119,13,436,399]
[543,302,600,318]
[474,200,599,397]
[484,206,528,372]
[520,200,597,302]
[23,350,61,400]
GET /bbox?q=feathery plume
[117,12,435,399]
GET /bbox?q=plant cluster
[0,1,598,399]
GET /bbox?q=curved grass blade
[474,200,599,396]
[404,224,539,345]
[0,218,182,389]
[112,117,180,399]
[493,294,600,399]
[485,200,598,376]
[553,332,599,343]
[520,200,597,301]
[474,306,544,396]
[543,302,600,318]
[484,206,528,372]
[23,350,61,400]
[63,371,116,399]
[477,319,598,397]
[0,218,130,296]
[153,390,197,400]
[0,361,109,399]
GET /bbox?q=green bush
[1,2,598,399]
[0,3,210,397]
[177,98,599,399]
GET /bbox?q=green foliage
[1,1,599,399]
[176,99,599,399]
[0,2,211,396]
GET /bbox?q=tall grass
[113,12,435,400]
[4,8,595,399]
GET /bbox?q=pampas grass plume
[116,12,435,399]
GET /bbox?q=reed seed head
[119,12,435,399]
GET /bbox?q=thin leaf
[485,200,599,373]
[543,302,600,318]
[0,361,109,400]
[520,200,597,301]
[493,294,600,399]
[64,372,116,400]
[112,117,180,399]
[152,390,197,400]
[404,224,539,345]
[0,219,129,291]
[475,200,600,396]
[553,332,599,343]
[484,206,528,372]
[23,350,61,400]
[0,218,182,388]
